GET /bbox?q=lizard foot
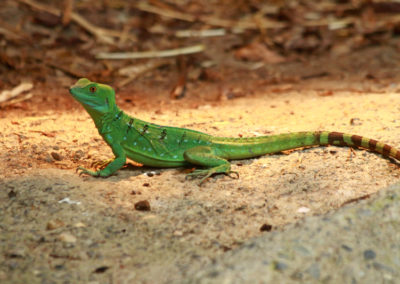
[186,168,239,185]
[76,166,100,177]
[91,159,113,169]
[226,170,239,179]
[185,169,214,185]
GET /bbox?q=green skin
[70,78,400,184]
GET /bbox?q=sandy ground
[1,77,400,282]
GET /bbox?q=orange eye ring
[89,86,96,93]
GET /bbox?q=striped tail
[318,131,400,161]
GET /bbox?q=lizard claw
[226,171,239,179]
[76,166,99,177]
[185,168,238,184]
[185,169,213,184]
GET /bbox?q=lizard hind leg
[184,146,238,184]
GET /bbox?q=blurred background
[2,0,400,108]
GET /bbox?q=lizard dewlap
[70,78,400,184]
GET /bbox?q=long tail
[213,131,400,161]
[317,131,400,160]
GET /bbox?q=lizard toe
[77,166,99,177]
[226,170,239,179]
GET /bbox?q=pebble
[134,200,151,211]
[297,207,310,213]
[74,150,85,160]
[341,244,353,252]
[8,190,17,198]
[363,249,376,260]
[173,230,183,237]
[307,263,320,279]
[51,152,62,161]
[46,219,65,230]
[74,222,86,228]
[5,248,25,258]
[58,232,77,243]
[272,261,288,271]
[259,224,272,232]
[93,266,110,273]
[58,197,81,205]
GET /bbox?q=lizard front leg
[78,143,126,177]
[184,146,239,184]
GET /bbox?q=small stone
[93,266,110,273]
[5,248,25,258]
[373,262,395,273]
[290,271,303,280]
[44,186,52,192]
[44,154,53,163]
[58,232,77,243]
[272,261,288,271]
[235,205,247,211]
[260,223,272,232]
[46,219,65,230]
[173,230,183,236]
[364,249,376,260]
[8,190,17,198]
[297,207,310,213]
[350,117,362,126]
[307,263,320,279]
[134,200,151,211]
[341,244,352,252]
[142,214,157,221]
[74,150,85,160]
[74,222,86,228]
[51,152,62,161]
[54,264,64,270]
[58,197,81,205]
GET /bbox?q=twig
[27,52,86,78]
[304,17,355,30]
[0,27,25,41]
[175,29,227,38]
[135,1,195,22]
[70,12,114,44]
[170,57,187,100]
[17,0,136,44]
[134,2,286,30]
[62,0,73,26]
[0,19,31,42]
[0,82,33,105]
[118,59,172,87]
[96,44,204,60]
[150,27,244,38]
[42,59,87,78]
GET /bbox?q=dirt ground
[2,0,400,282]
[2,43,400,283]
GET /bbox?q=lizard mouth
[69,87,83,100]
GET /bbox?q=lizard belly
[123,146,187,168]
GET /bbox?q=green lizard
[70,78,400,183]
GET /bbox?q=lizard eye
[89,86,96,93]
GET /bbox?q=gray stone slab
[186,183,400,283]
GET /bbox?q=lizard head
[69,78,117,117]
